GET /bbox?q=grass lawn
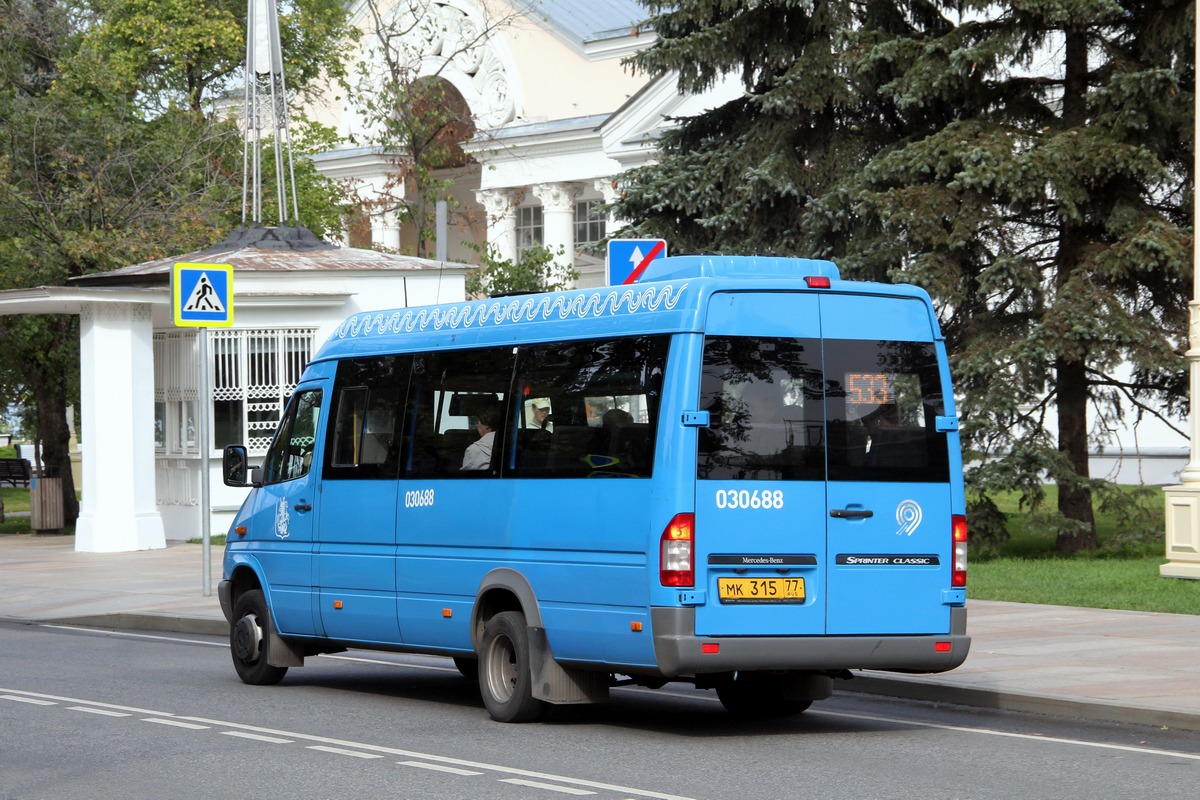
[1,486,30,514]
[1,485,75,535]
[968,485,1200,614]
[969,556,1200,614]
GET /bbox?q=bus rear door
[821,294,957,635]
[693,292,827,636]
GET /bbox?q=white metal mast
[242,0,301,227]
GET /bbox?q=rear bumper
[651,606,970,677]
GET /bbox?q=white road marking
[2,694,57,705]
[143,718,209,730]
[399,760,483,776]
[39,625,226,647]
[625,684,1200,762]
[15,630,1198,772]
[814,708,1200,762]
[321,653,459,672]
[500,778,596,795]
[308,745,384,759]
[68,706,130,717]
[0,686,699,800]
[221,731,293,744]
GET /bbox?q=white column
[476,188,517,263]
[1161,11,1200,579]
[373,210,401,252]
[594,177,628,236]
[75,302,166,552]
[533,182,583,271]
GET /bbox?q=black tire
[453,656,478,680]
[715,672,813,717]
[479,611,546,722]
[230,589,288,686]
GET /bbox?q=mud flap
[527,626,609,705]
[266,629,305,668]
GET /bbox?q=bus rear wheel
[230,589,288,686]
[715,671,813,717]
[479,611,546,723]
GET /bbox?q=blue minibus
[220,255,969,722]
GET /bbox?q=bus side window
[510,335,669,478]
[262,388,323,485]
[403,347,514,478]
[323,356,408,480]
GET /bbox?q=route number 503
[714,489,784,510]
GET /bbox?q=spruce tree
[615,0,875,257]
[619,1,1193,554]
[834,1,1192,553]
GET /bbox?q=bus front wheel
[230,589,288,686]
[479,611,546,722]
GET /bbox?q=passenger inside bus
[532,403,552,431]
[462,404,503,470]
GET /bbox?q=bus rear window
[698,336,950,483]
[825,339,950,483]
[698,337,824,481]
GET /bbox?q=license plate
[717,577,805,604]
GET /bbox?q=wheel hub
[232,613,263,662]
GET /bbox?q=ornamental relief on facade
[359,0,515,131]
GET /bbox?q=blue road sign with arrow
[606,239,668,285]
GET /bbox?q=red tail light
[660,513,695,587]
[952,515,968,587]
[805,276,831,288]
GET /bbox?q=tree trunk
[1055,355,1098,554]
[34,378,80,527]
[1051,26,1097,556]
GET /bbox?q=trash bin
[30,477,64,532]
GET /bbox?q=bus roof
[311,255,933,362]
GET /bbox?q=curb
[11,613,227,638]
[840,674,1200,733]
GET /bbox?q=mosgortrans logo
[896,499,922,536]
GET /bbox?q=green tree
[614,0,903,258]
[617,0,1192,554]
[829,1,1193,553]
[465,244,576,298]
[0,0,354,524]
[73,0,354,113]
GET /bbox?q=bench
[0,458,32,488]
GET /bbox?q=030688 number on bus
[714,489,784,510]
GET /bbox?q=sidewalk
[2,534,1198,731]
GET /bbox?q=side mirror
[223,445,254,487]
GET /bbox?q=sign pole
[171,261,233,597]
[199,327,212,597]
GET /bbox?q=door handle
[830,508,873,519]
[294,503,312,512]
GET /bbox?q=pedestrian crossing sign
[173,262,234,328]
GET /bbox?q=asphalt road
[3,621,1199,800]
